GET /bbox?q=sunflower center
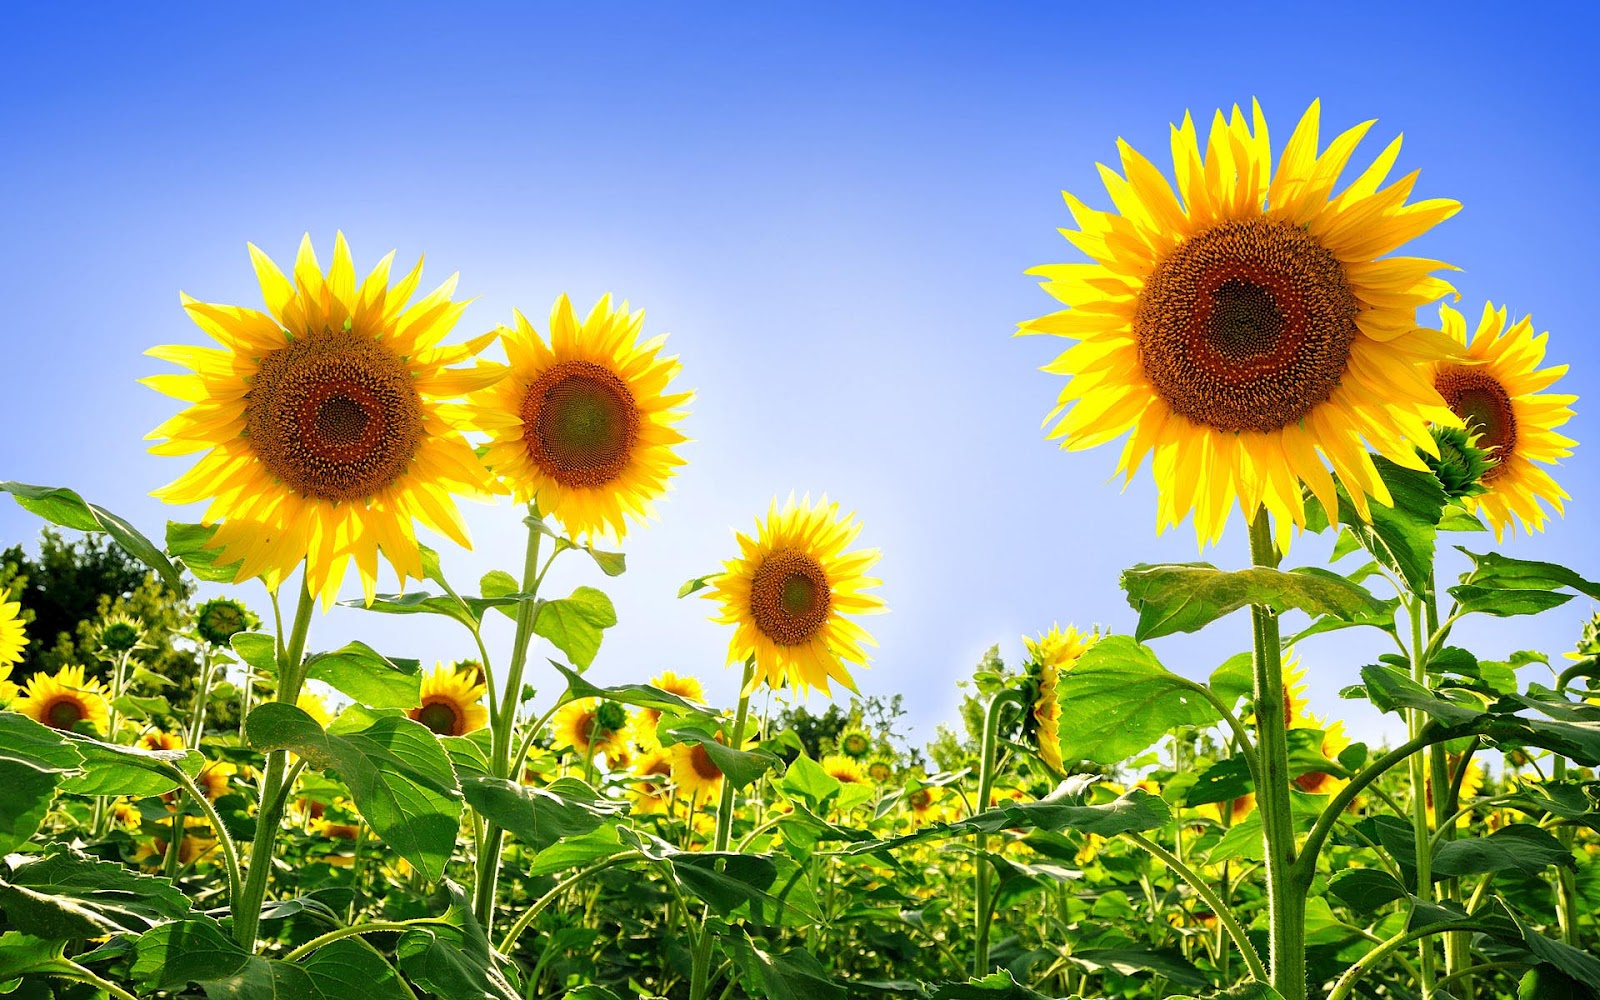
[1433,367,1517,482]
[416,700,461,736]
[521,360,640,488]
[46,698,85,730]
[689,743,722,781]
[1136,219,1360,434]
[749,549,832,647]
[246,332,424,503]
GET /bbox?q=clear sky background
[2,3,1595,755]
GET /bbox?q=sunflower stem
[1246,508,1306,1000]
[688,659,755,1000]
[474,508,545,934]
[1405,595,1438,997]
[233,573,314,950]
[973,688,1023,977]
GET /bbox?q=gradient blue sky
[2,4,1595,753]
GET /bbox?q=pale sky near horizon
[2,3,1596,757]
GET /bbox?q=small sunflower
[109,798,143,831]
[15,665,111,733]
[144,233,503,607]
[1020,99,1462,546]
[1021,624,1097,773]
[552,698,632,761]
[297,691,334,728]
[906,785,942,822]
[92,613,149,655]
[0,589,25,702]
[1432,302,1578,539]
[1290,717,1351,796]
[707,495,885,696]
[467,293,691,541]
[195,597,258,647]
[837,728,873,760]
[668,740,726,802]
[866,759,894,784]
[635,670,706,749]
[1424,752,1485,827]
[629,749,676,813]
[196,760,239,802]
[135,815,217,868]
[409,662,489,737]
[822,754,869,786]
[137,729,186,752]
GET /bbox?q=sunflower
[1432,302,1578,539]
[668,740,726,802]
[837,728,873,760]
[1020,99,1462,545]
[137,729,185,752]
[1424,752,1485,827]
[552,698,632,761]
[409,662,489,737]
[196,760,239,802]
[144,233,503,607]
[15,665,111,733]
[195,597,258,648]
[109,798,143,831]
[297,691,334,728]
[467,293,691,541]
[823,754,869,786]
[906,785,942,822]
[92,613,148,655]
[629,749,676,813]
[707,495,885,696]
[0,589,28,700]
[135,815,217,868]
[1290,717,1351,796]
[866,759,894,784]
[635,670,706,749]
[1021,625,1098,773]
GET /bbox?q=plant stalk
[688,659,756,1000]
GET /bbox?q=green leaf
[231,632,278,674]
[662,725,781,790]
[1121,563,1390,641]
[1067,948,1209,989]
[246,703,462,880]
[1168,984,1286,1000]
[1209,653,1253,708]
[1312,455,1447,594]
[134,916,412,999]
[57,734,203,797]
[1431,824,1576,879]
[1327,868,1408,915]
[534,586,617,669]
[1184,757,1253,807]
[1457,549,1600,598]
[0,845,193,938]
[304,641,421,711]
[678,574,717,598]
[1448,585,1573,617]
[1,482,185,593]
[1359,664,1486,725]
[584,545,626,577]
[727,933,846,1000]
[0,713,84,854]
[343,591,482,630]
[526,824,625,877]
[395,881,519,1000]
[549,661,712,716]
[1438,504,1487,532]
[1054,636,1221,764]
[0,932,66,987]
[1204,813,1264,863]
[165,521,244,584]
[777,755,843,809]
[459,775,624,852]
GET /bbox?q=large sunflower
[409,662,489,737]
[1021,624,1097,774]
[1020,100,1463,545]
[467,293,691,541]
[0,588,25,702]
[15,664,111,733]
[144,233,502,607]
[707,495,885,696]
[1432,302,1577,539]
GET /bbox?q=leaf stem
[1123,831,1268,983]
[973,688,1023,977]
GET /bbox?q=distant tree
[772,692,916,762]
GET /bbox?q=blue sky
[1,4,1595,754]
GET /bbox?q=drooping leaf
[1304,455,1447,595]
[1067,948,1209,989]
[0,845,192,938]
[0,932,67,987]
[1,482,184,593]
[57,733,203,798]
[726,932,847,1000]
[460,775,624,852]
[1431,824,1576,879]
[303,641,422,711]
[662,725,782,790]
[134,916,411,999]
[534,586,617,669]
[246,703,462,880]
[395,881,520,1000]
[526,824,626,878]
[165,521,244,584]
[1121,563,1389,641]
[1055,636,1220,764]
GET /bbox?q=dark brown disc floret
[749,549,832,647]
[246,332,424,502]
[1433,367,1517,482]
[1135,218,1361,434]
[520,360,640,488]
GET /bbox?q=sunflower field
[1,94,1597,1000]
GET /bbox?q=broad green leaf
[231,632,278,674]
[1306,455,1447,594]
[662,725,781,789]
[1209,653,1253,708]
[778,754,843,809]
[0,713,83,853]
[726,933,846,1000]
[1327,868,1407,915]
[395,880,519,1000]
[526,823,625,877]
[1431,824,1575,879]
[0,932,66,987]
[1,482,185,593]
[165,521,243,583]
[1067,948,1208,989]
[1449,585,1573,618]
[1204,813,1265,863]
[1457,549,1600,598]
[1121,563,1389,641]
[460,775,624,852]
[132,916,253,988]
[247,703,462,880]
[134,916,410,999]
[1184,757,1252,807]
[549,661,712,716]
[0,845,192,938]
[535,586,617,668]
[58,734,203,797]
[1438,504,1486,532]
[304,641,421,710]
[1055,636,1220,764]
[342,591,482,629]
[1359,664,1487,725]
[678,574,716,598]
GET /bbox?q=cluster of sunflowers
[0,95,1594,1000]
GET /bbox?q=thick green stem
[1406,599,1437,996]
[232,575,314,950]
[973,688,1023,977]
[473,512,545,934]
[1552,671,1584,948]
[688,660,756,1000]
[188,644,216,747]
[1247,509,1306,1000]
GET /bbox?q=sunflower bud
[196,598,258,647]
[1422,425,1494,501]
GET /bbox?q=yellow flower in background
[144,233,502,607]
[906,785,942,823]
[669,740,726,802]
[297,691,334,728]
[866,759,894,784]
[196,760,239,802]
[635,670,706,749]
[1425,752,1485,827]
[468,293,691,541]
[109,798,143,831]
[708,495,885,696]
[822,754,869,786]
[629,749,676,813]
[552,698,632,761]
[1,589,29,699]
[837,728,873,760]
[408,662,489,737]
[15,665,110,732]
[135,815,217,868]
[1020,99,1462,546]
[1022,624,1098,773]
[1432,302,1578,538]
[137,729,185,752]
[1291,718,1351,796]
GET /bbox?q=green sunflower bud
[1422,424,1494,501]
